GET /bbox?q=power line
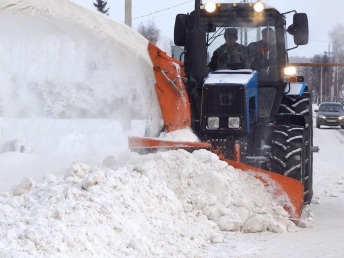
[132,0,193,20]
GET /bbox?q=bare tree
[93,0,110,16]
[329,25,344,101]
[137,19,160,44]
[329,24,344,62]
[310,54,331,103]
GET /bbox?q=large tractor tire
[277,93,313,204]
[271,125,306,184]
[271,125,289,174]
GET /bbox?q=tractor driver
[206,28,249,72]
[248,27,278,81]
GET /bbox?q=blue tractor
[173,1,317,204]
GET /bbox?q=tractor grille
[201,84,246,134]
[203,85,244,116]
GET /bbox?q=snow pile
[0,149,299,257]
[298,205,315,228]
[159,127,200,142]
[1,162,217,258]
[0,0,161,135]
[112,149,299,234]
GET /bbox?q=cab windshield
[207,25,278,82]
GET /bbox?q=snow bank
[0,156,217,258]
[113,150,299,234]
[0,0,161,135]
[0,149,299,257]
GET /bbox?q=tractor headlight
[228,117,240,128]
[208,117,219,129]
[253,1,265,12]
[284,66,297,76]
[204,1,217,13]
[338,116,344,120]
[319,115,326,119]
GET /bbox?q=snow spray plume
[0,0,162,135]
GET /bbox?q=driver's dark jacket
[248,40,278,81]
[207,43,249,71]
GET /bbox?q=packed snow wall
[0,0,161,129]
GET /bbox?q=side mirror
[287,13,309,45]
[314,110,318,112]
[174,14,188,46]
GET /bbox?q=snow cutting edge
[128,43,304,221]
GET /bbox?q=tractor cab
[174,1,309,130]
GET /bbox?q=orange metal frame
[148,42,191,132]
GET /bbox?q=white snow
[204,71,255,85]
[0,1,344,257]
[0,0,162,134]
[0,149,299,257]
[159,127,200,142]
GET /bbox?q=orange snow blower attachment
[128,42,213,155]
[148,42,191,132]
[128,43,304,221]
[214,151,304,220]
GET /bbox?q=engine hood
[204,69,256,85]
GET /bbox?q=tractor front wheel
[271,125,306,183]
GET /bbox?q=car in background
[315,102,344,129]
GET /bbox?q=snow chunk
[64,162,89,179]
[299,204,315,228]
[12,177,36,196]
[159,127,200,142]
[192,149,220,163]
[81,168,105,190]
[41,173,56,184]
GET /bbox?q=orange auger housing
[128,43,304,221]
[148,42,191,132]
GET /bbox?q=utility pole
[125,0,132,27]
[320,66,323,104]
[123,1,132,131]
[324,50,334,102]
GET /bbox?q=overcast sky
[73,0,344,58]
